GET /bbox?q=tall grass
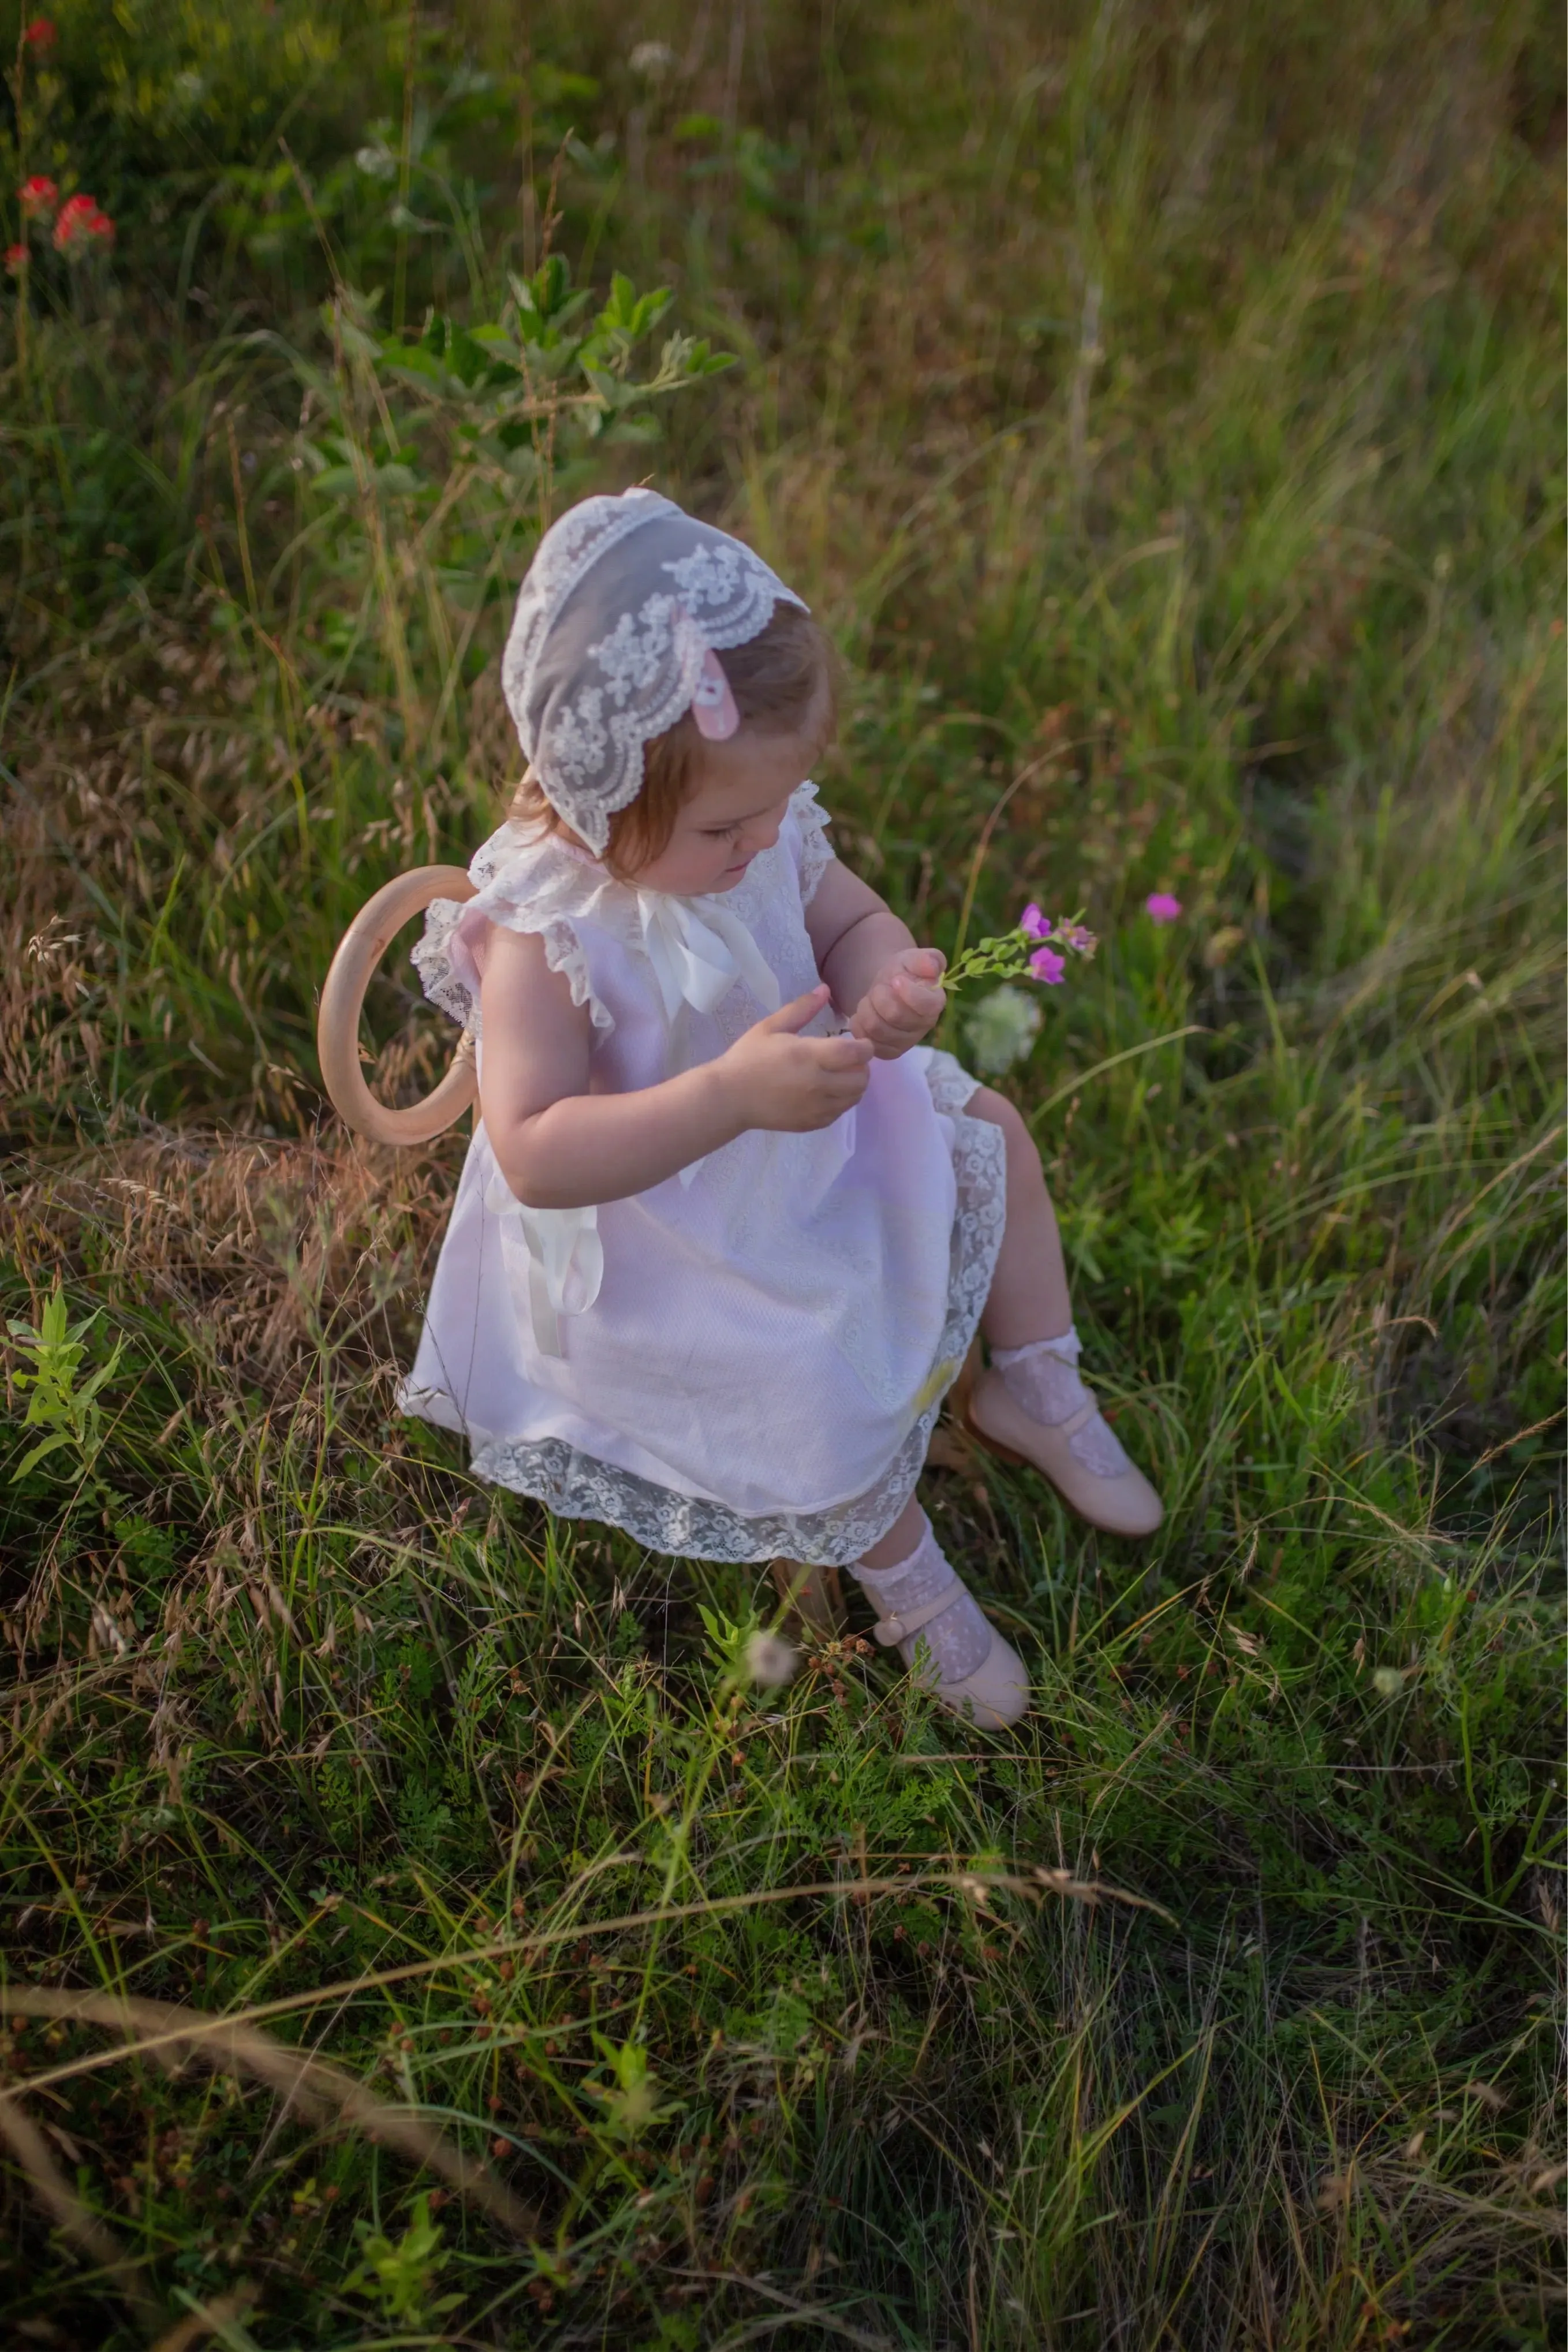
[1,1,1563,2345]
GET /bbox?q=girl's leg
[847,1090,1084,1719]
[850,1496,1029,1724]
[866,1089,1074,1562]
[962,1085,1164,1534]
[966,1087,1072,1345]
[859,1489,925,1571]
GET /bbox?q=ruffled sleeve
[410,822,615,1040]
[789,781,836,908]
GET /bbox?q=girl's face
[623,688,831,896]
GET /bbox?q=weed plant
[1,2,1564,2346]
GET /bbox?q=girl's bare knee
[969,1085,1031,1154]
[969,1084,1051,1204]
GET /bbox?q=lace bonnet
[500,488,807,855]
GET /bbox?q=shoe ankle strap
[870,1576,964,1647]
[1054,1394,1100,1441]
[978,1369,1103,1445]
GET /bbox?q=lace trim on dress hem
[466,1421,936,1567]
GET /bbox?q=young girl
[404,489,1163,1728]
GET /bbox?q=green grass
[1,2,1563,2346]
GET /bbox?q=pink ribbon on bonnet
[690,645,740,740]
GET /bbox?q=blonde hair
[507,601,835,881]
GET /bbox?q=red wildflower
[5,243,26,274]
[22,18,57,48]
[18,175,58,217]
[54,193,96,238]
[53,193,114,254]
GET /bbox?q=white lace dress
[400,785,1006,1564]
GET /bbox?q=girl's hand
[715,984,874,1132]
[848,948,946,1058]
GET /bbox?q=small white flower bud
[746,1631,798,1688]
[963,984,1043,1076]
[629,40,677,80]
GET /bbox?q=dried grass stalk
[0,1982,536,2299]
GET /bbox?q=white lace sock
[990,1326,1132,1478]
[852,1512,993,1684]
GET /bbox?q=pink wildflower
[18,175,57,217]
[1058,921,1097,955]
[1020,903,1051,940]
[1029,945,1066,984]
[5,243,25,274]
[22,18,57,49]
[1145,892,1182,923]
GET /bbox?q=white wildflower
[746,1631,798,1688]
[963,984,1043,1075]
[629,40,677,80]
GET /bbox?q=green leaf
[592,2034,669,2141]
[13,1433,74,1482]
[447,329,486,386]
[578,362,622,407]
[382,342,443,383]
[531,65,599,107]
[603,416,663,448]
[72,1355,124,1409]
[532,253,572,319]
[338,319,382,364]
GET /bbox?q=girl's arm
[479,926,873,1210]
[805,859,946,1057]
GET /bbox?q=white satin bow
[489,892,781,1354]
[485,1170,604,1359]
[637,890,782,1190]
[637,891,781,1025]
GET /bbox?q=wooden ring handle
[317,865,479,1146]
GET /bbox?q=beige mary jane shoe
[965,1366,1164,1540]
[863,1571,1031,1729]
